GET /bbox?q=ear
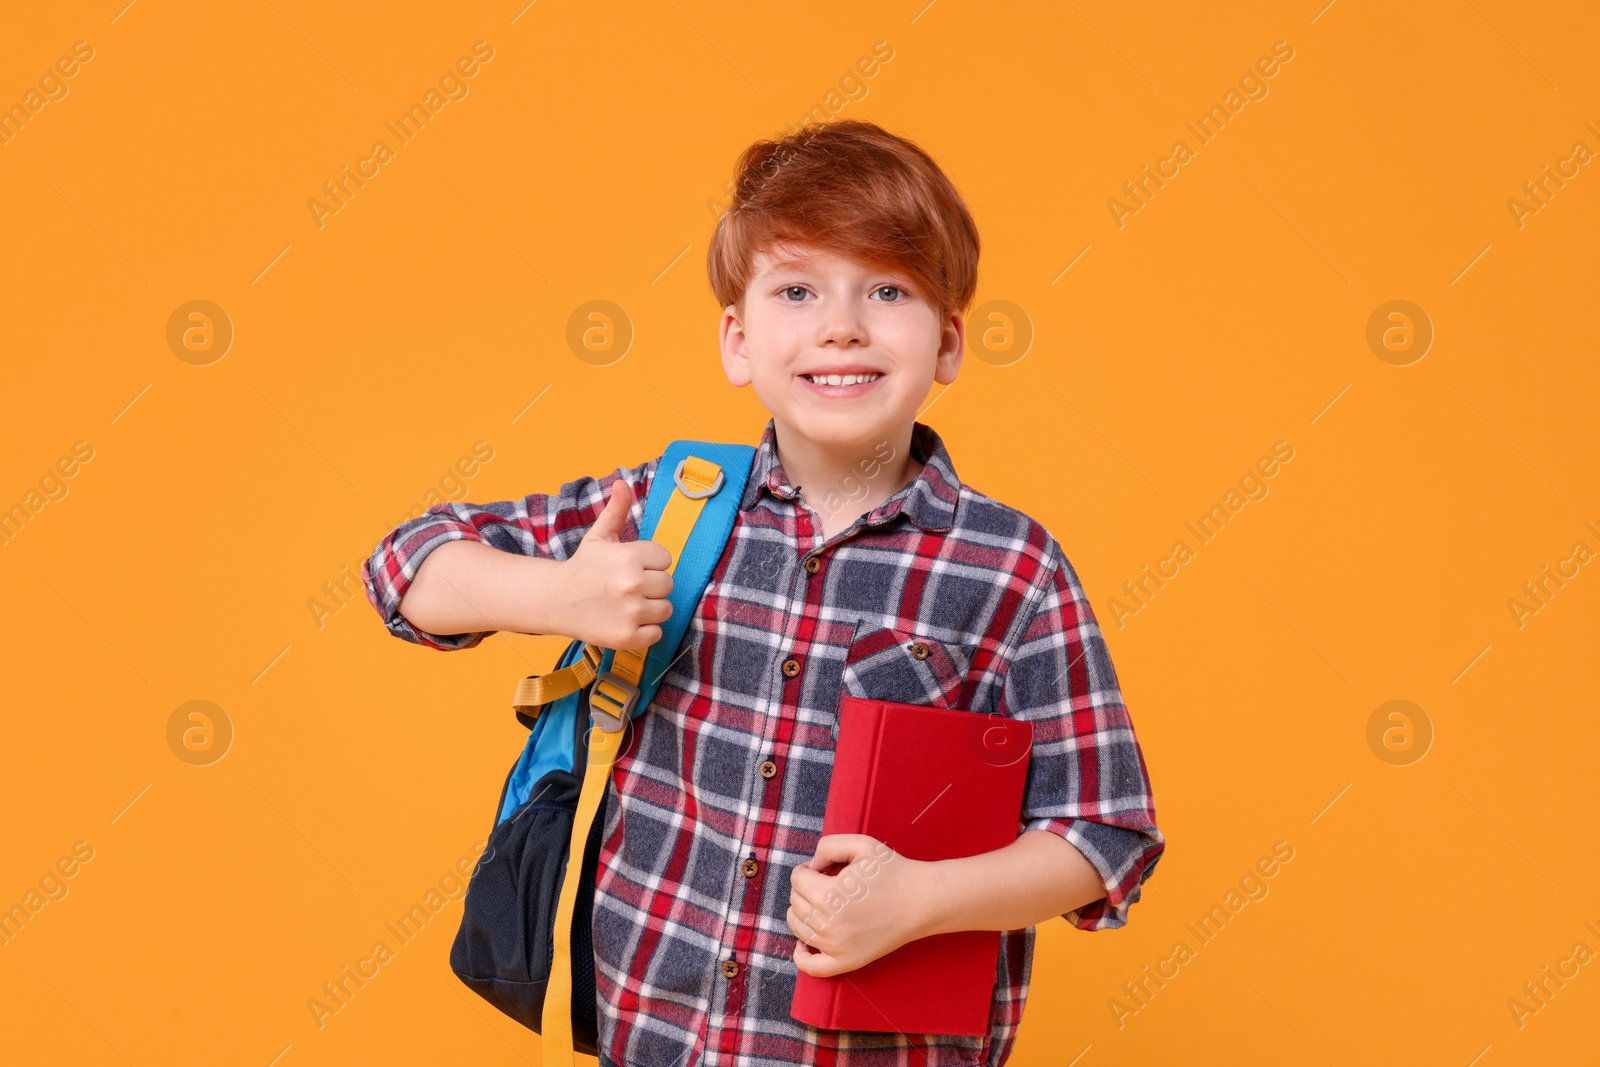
[720,302,753,387]
[933,310,964,385]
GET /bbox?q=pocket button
[911,641,929,660]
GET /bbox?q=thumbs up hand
[558,480,675,651]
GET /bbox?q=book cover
[789,694,1034,1036]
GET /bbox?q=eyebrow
[759,256,913,281]
[762,255,821,274]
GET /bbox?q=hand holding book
[787,832,934,978]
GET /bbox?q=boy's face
[719,241,964,451]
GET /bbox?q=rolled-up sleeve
[361,455,659,651]
[1000,540,1164,931]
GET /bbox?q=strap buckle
[589,669,639,733]
[674,457,724,500]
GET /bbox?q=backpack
[449,440,757,1067]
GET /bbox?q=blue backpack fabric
[450,440,756,1054]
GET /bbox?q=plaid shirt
[363,418,1164,1067]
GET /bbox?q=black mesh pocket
[450,766,609,1056]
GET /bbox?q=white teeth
[805,373,880,386]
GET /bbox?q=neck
[772,419,923,525]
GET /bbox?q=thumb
[585,480,633,543]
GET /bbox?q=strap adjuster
[674,457,724,499]
[589,669,639,733]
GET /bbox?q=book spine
[821,697,881,837]
[861,699,890,841]
[803,697,883,1026]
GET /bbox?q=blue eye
[875,286,903,301]
[781,286,809,302]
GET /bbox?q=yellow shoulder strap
[538,454,725,1067]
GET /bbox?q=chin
[786,411,907,445]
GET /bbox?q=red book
[789,695,1034,1037]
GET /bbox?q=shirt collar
[737,417,960,533]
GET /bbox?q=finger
[620,624,661,651]
[808,833,876,869]
[793,862,853,904]
[786,904,821,945]
[635,540,674,571]
[792,938,820,974]
[792,939,847,978]
[637,598,673,625]
[790,886,823,920]
[791,895,836,943]
[639,570,674,599]
[789,866,830,902]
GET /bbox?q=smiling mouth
[800,372,882,386]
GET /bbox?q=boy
[363,118,1163,1067]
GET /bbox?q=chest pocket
[834,623,970,739]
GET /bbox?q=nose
[818,298,866,348]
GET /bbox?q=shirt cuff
[1024,815,1165,931]
[362,526,493,652]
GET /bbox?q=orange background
[2,1,1596,1064]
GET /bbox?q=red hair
[707,119,980,321]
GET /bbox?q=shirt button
[722,959,740,978]
[804,556,821,574]
[760,759,777,778]
[742,858,759,877]
[911,641,930,660]
[781,657,801,677]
